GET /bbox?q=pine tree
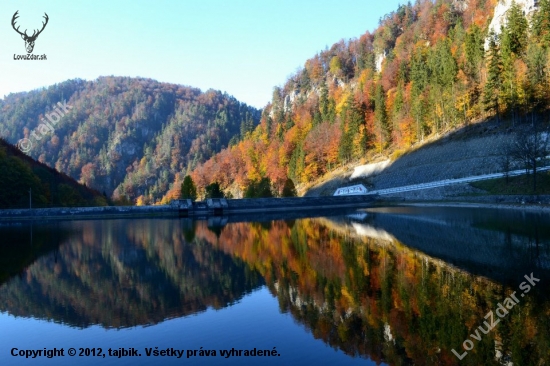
[204,182,224,198]
[244,177,273,198]
[180,175,197,201]
[483,31,503,122]
[499,3,528,121]
[411,50,428,139]
[340,95,367,160]
[374,84,390,151]
[430,39,457,88]
[465,24,484,82]
[319,82,336,123]
[526,43,548,111]
[281,178,297,197]
[338,120,353,163]
[427,39,458,130]
[501,1,528,56]
[532,0,550,47]
[289,143,305,182]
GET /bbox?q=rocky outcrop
[486,0,538,48]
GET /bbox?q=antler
[28,13,49,40]
[11,11,27,37]
[11,11,49,40]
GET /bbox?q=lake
[0,206,549,365]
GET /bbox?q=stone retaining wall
[0,195,378,221]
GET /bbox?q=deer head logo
[12,11,49,54]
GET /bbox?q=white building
[333,184,368,196]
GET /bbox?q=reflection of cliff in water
[342,207,550,284]
[1,211,549,365]
[0,219,263,329]
[192,215,550,365]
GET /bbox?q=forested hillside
[174,0,550,199]
[0,138,106,208]
[0,77,260,204]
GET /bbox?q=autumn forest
[177,0,550,201]
[2,0,550,206]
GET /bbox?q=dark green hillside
[0,138,107,208]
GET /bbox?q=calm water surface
[0,206,549,365]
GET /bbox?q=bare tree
[511,121,550,192]
[498,142,514,184]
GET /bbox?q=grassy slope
[471,173,550,195]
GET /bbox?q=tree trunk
[533,157,537,193]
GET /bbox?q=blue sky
[2,0,405,108]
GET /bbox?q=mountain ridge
[0,76,261,204]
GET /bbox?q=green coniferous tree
[532,0,550,47]
[411,50,428,138]
[281,178,297,197]
[338,120,353,163]
[484,31,503,122]
[244,177,273,198]
[526,43,548,112]
[500,3,528,121]
[501,1,528,56]
[319,82,336,123]
[180,175,197,201]
[374,84,390,150]
[204,182,224,198]
[289,143,305,182]
[256,177,273,198]
[465,24,484,83]
[339,95,367,160]
[428,39,458,130]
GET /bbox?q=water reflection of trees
[0,223,69,286]
[193,216,550,365]
[0,219,263,328]
[1,214,549,364]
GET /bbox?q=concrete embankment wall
[369,131,514,190]
[223,195,375,213]
[0,195,377,221]
[0,205,176,220]
[306,124,524,198]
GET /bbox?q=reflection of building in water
[1,214,549,365]
[323,210,550,283]
[264,215,550,365]
[351,222,394,242]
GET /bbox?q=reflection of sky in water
[1,207,549,365]
[0,287,378,366]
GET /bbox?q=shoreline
[391,200,550,213]
[0,195,377,221]
[2,195,549,221]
